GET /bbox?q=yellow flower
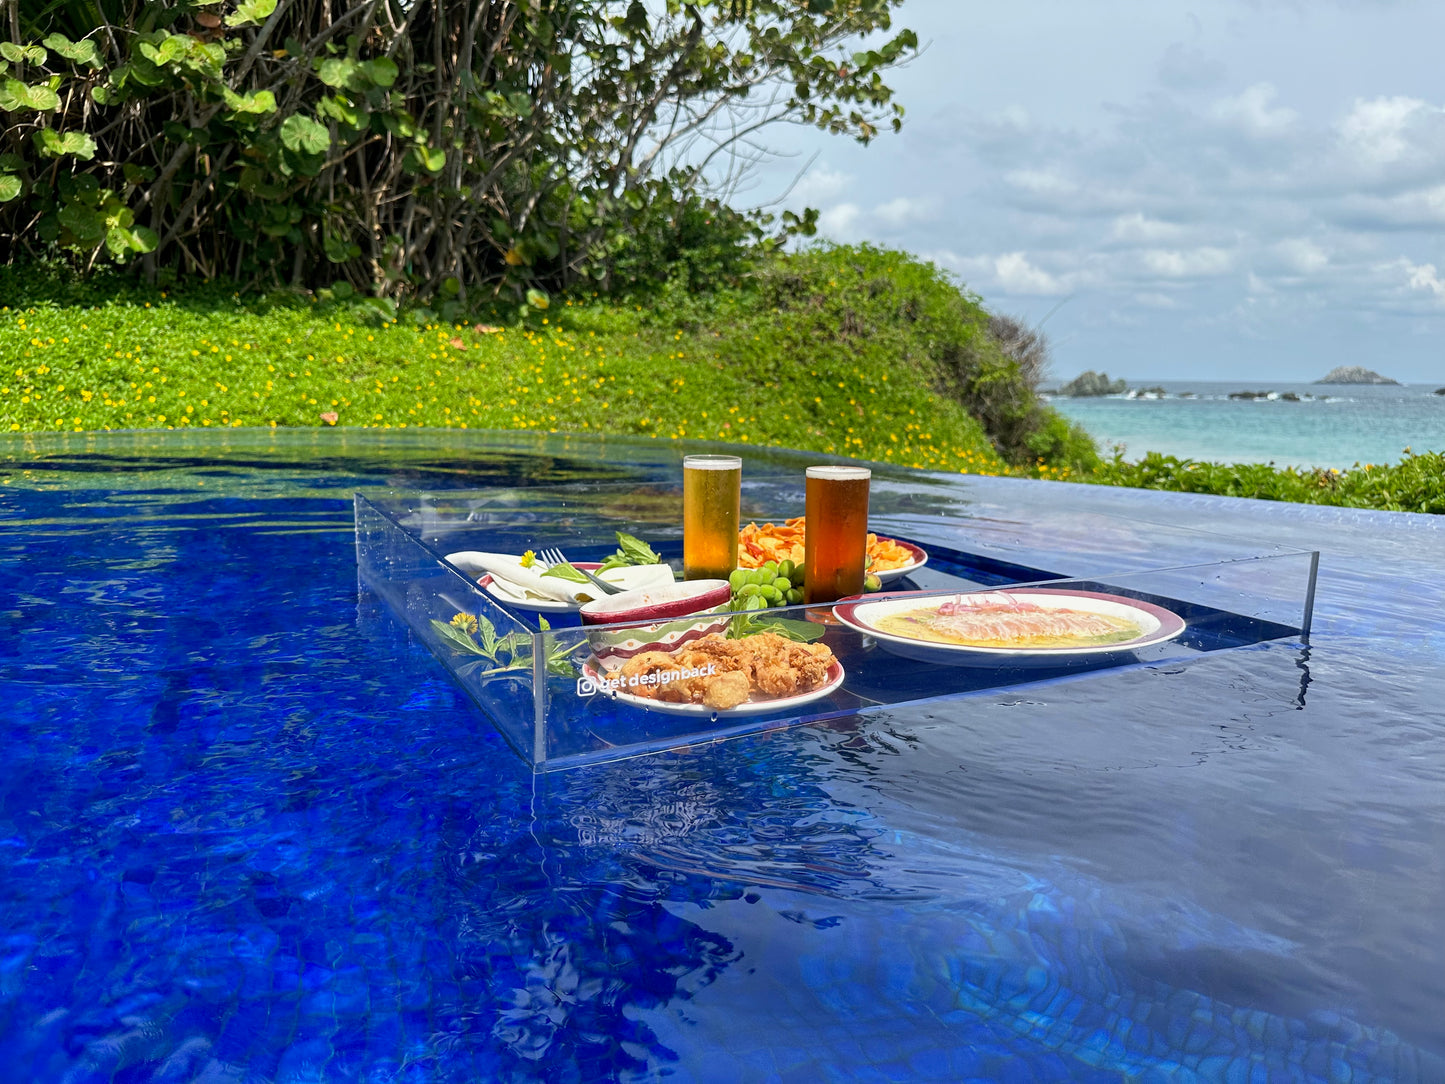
[449,613,478,635]
[520,550,537,568]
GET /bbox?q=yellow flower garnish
[520,550,536,568]
[449,613,478,635]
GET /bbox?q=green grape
[785,588,803,605]
[789,565,805,587]
[729,568,748,592]
[778,559,793,580]
[760,585,781,602]
[771,576,791,593]
[737,583,760,598]
[744,594,767,611]
[750,569,771,586]
[761,561,778,578]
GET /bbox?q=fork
[538,547,623,595]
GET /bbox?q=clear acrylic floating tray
[355,479,1318,771]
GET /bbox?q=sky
[742,0,1445,383]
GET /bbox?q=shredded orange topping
[737,517,914,571]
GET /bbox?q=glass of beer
[683,454,742,581]
[804,465,871,603]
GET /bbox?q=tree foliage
[0,0,914,302]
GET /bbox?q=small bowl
[580,580,733,670]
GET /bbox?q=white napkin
[444,552,674,603]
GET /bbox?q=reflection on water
[0,430,1443,1081]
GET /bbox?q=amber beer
[683,454,742,580]
[804,465,871,603]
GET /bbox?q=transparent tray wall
[355,482,1318,771]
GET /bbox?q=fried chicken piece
[735,633,835,698]
[680,634,748,663]
[664,636,751,704]
[613,651,678,700]
[656,674,700,703]
[676,637,749,676]
[701,670,752,710]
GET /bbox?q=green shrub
[697,244,1099,475]
[606,187,767,297]
[1089,450,1445,514]
[0,1,913,302]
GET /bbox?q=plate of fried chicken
[584,631,844,717]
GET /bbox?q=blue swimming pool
[2,429,1442,1082]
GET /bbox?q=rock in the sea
[1315,366,1400,385]
[1058,370,1128,396]
[1435,387,1445,396]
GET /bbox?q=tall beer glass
[804,465,871,603]
[683,454,742,581]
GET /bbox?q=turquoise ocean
[1047,381,1445,469]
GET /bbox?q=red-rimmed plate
[579,656,846,717]
[833,588,1186,667]
[871,538,928,585]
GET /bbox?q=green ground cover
[2,249,1441,512]
[0,248,1093,481]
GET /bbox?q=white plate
[479,568,598,613]
[581,656,845,718]
[872,539,929,585]
[833,588,1186,667]
[446,553,674,614]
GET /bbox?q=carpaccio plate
[833,589,1186,667]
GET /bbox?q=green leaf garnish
[726,613,825,642]
[431,610,577,679]
[430,618,492,656]
[617,531,661,564]
[597,530,664,572]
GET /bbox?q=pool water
[2,430,1443,1082]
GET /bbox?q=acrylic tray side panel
[356,494,540,761]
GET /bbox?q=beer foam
[806,465,871,480]
[683,455,742,470]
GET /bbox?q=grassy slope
[0,248,1074,479]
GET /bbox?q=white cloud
[1133,291,1180,309]
[1111,213,1183,244]
[1141,247,1234,277]
[1005,169,1077,196]
[997,105,1031,129]
[1208,83,1298,136]
[1399,259,1445,301]
[1274,238,1329,273]
[1338,96,1432,165]
[816,195,932,240]
[994,252,1069,295]
[873,196,932,229]
[1329,185,1445,230]
[791,162,852,204]
[817,202,862,239]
